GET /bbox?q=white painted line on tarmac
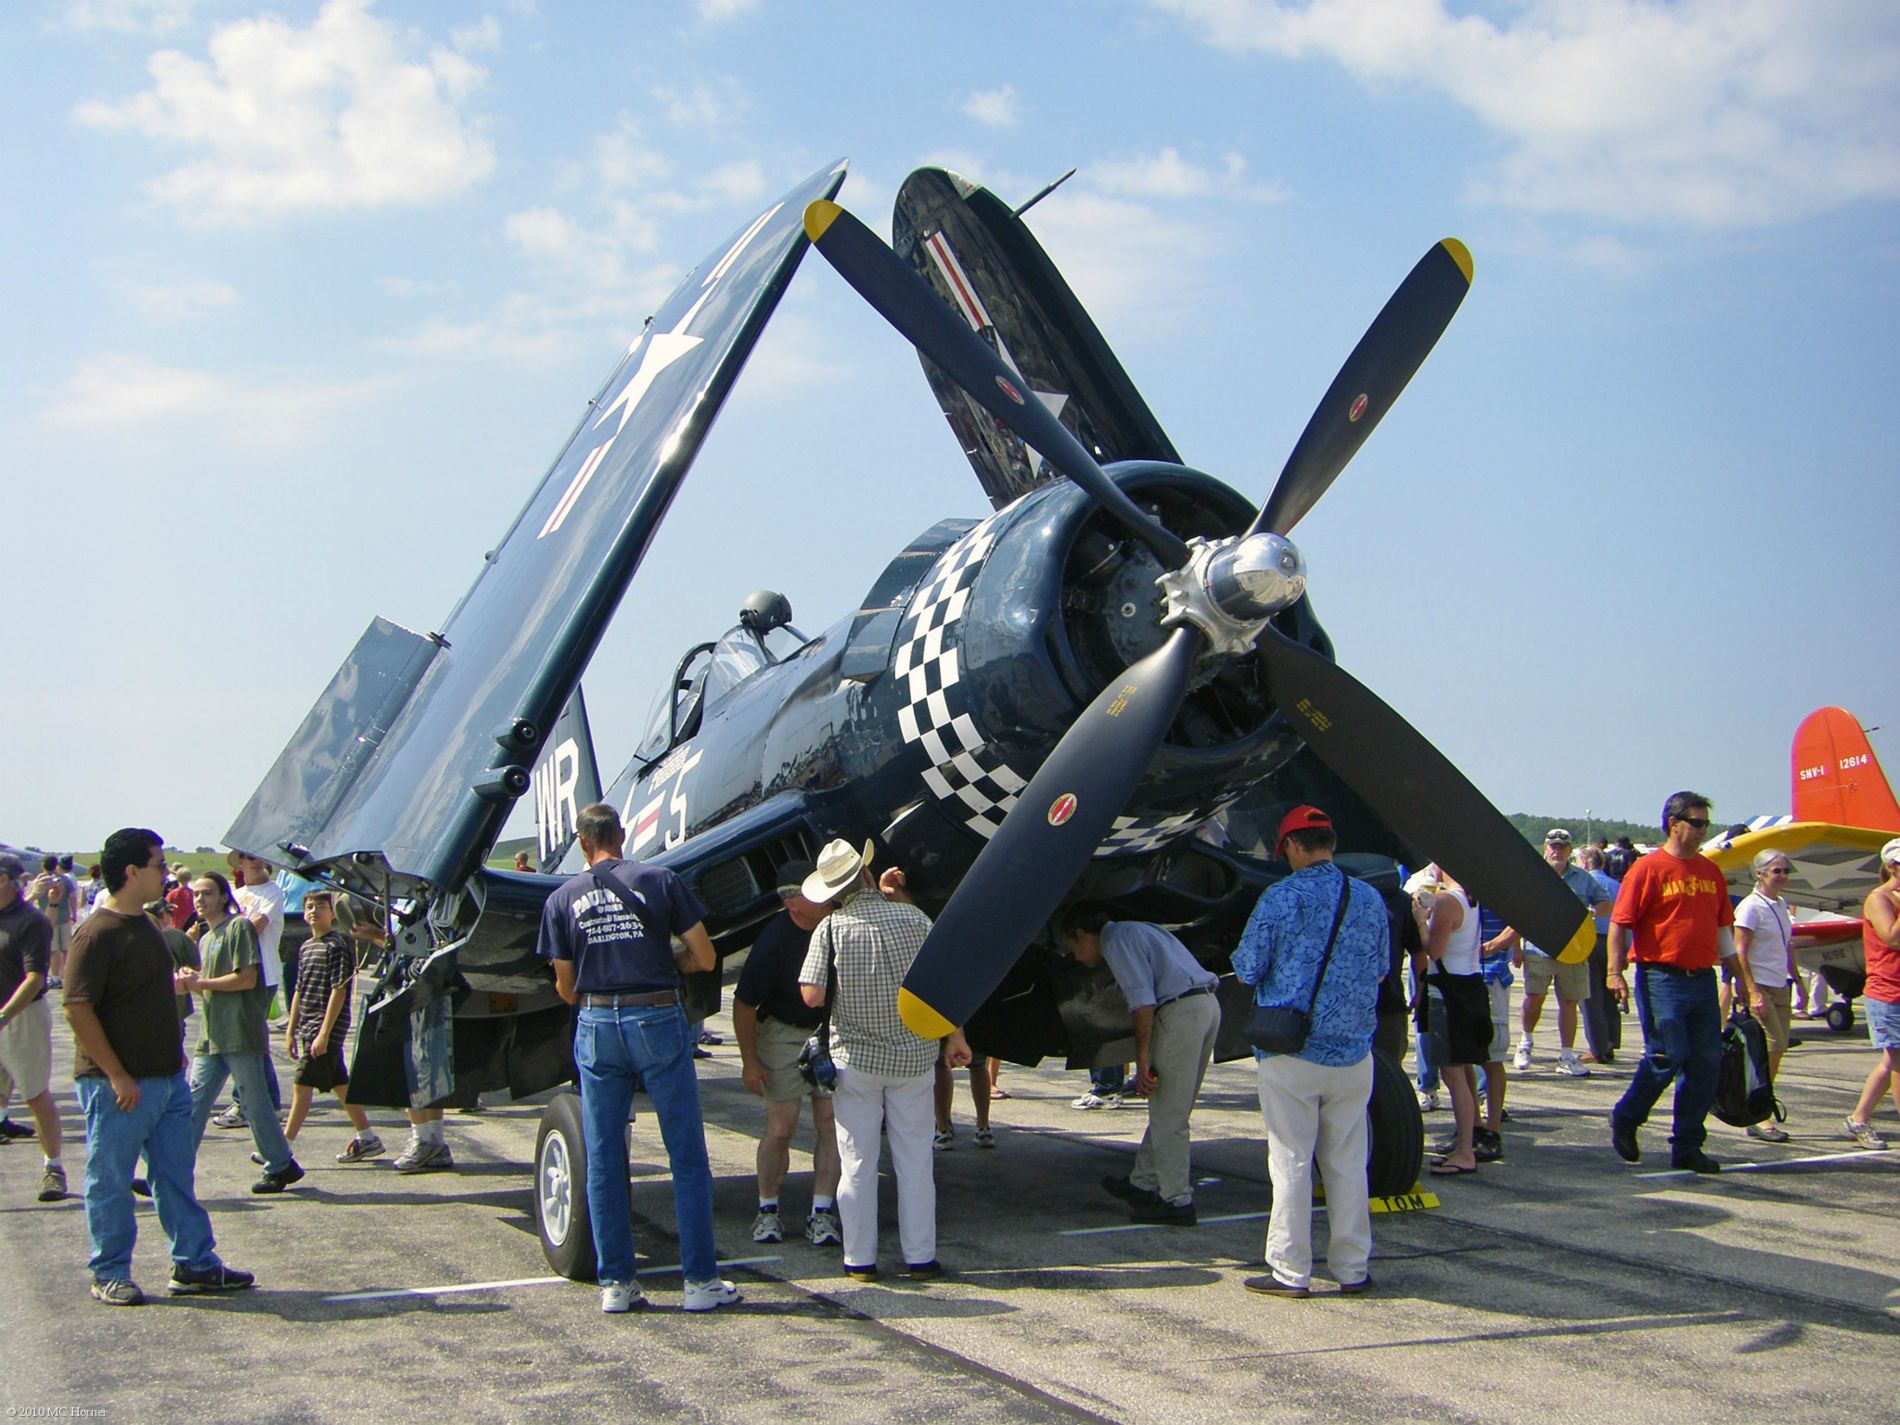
[1636,1148,1894,1179]
[324,1254,782,1302]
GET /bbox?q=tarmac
[2,991,1896,1425]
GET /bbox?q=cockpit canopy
[637,593,806,760]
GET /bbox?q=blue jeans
[574,1003,716,1286]
[227,1053,283,1114]
[189,1052,295,1173]
[1614,965,1721,1156]
[77,1071,221,1284]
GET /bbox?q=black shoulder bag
[1245,867,1353,1054]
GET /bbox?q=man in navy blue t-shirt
[538,803,738,1316]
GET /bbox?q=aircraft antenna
[1013,168,1076,217]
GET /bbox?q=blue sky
[4,0,1897,855]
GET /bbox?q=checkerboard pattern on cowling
[893,516,1209,859]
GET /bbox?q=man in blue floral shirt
[1232,805,1389,1299]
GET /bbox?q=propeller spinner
[804,198,1592,1039]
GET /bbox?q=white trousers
[831,1064,936,1268]
[1255,1053,1373,1289]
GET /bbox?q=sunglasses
[1676,816,1710,829]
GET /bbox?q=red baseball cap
[1275,804,1334,856]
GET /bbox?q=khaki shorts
[0,999,54,1101]
[1487,979,1510,1064]
[1523,953,1589,1002]
[1755,983,1793,1061]
[757,1017,830,1103]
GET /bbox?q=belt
[579,990,679,1008]
[1157,983,1217,1009]
[1635,964,1715,978]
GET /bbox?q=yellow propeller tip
[1557,917,1595,965]
[804,199,842,241]
[1440,238,1474,285]
[898,987,956,1041]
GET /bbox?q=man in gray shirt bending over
[1061,907,1221,1225]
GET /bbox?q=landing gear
[535,1092,594,1281]
[1366,1048,1425,1196]
[1825,1002,1855,1034]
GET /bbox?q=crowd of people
[2,791,1897,1312]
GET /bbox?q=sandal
[1428,1160,1478,1176]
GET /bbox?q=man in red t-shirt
[164,865,196,932]
[1605,791,1762,1173]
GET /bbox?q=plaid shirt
[799,887,936,1078]
[292,931,356,1054]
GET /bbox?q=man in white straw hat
[798,837,971,1282]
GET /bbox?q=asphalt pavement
[2,995,1896,1424]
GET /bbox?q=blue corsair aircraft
[226,158,1593,1278]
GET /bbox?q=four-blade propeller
[805,197,1592,1040]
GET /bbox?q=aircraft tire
[1825,1002,1854,1034]
[1364,1047,1424,1197]
[535,1091,596,1282]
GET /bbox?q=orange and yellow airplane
[1705,707,1897,1031]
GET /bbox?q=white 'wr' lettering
[534,738,582,863]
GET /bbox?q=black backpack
[1711,1011,1778,1128]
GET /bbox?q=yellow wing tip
[1557,917,1596,965]
[804,199,843,241]
[898,987,956,1041]
[1440,238,1474,285]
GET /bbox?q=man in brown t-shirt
[64,828,253,1306]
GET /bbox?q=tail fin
[531,684,604,873]
[1792,707,1900,832]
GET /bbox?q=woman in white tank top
[1419,877,1486,1174]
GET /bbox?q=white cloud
[52,0,199,34]
[450,17,502,52]
[377,275,456,299]
[121,277,237,324]
[962,85,1020,128]
[1091,147,1284,203]
[657,81,739,131]
[1152,0,1900,226]
[73,0,495,228]
[379,281,677,363]
[696,0,757,21]
[1014,187,1223,334]
[592,113,671,195]
[39,353,396,445]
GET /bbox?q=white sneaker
[804,1208,842,1246]
[1416,1089,1438,1112]
[600,1282,647,1313]
[1844,1117,1889,1151]
[1512,1037,1534,1072]
[1556,1049,1590,1078]
[751,1208,782,1244]
[393,1138,452,1173]
[336,1133,384,1163]
[681,1277,741,1312]
[932,1129,954,1150]
[1070,1092,1108,1110]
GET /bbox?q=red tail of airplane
[1792,707,1900,832]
